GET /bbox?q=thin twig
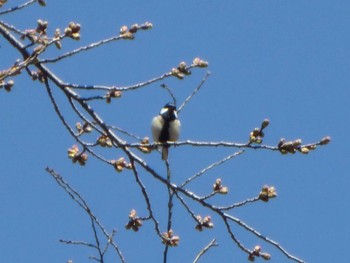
[163,160,174,263]
[127,140,278,151]
[101,229,116,257]
[222,216,251,254]
[199,192,217,201]
[178,71,210,114]
[160,84,176,105]
[108,125,144,141]
[46,167,126,262]
[59,239,98,249]
[90,217,103,262]
[45,79,112,165]
[225,213,305,263]
[216,197,260,211]
[129,159,163,238]
[63,65,199,93]
[180,150,245,188]
[174,191,199,222]
[0,20,24,35]
[193,239,218,263]
[40,22,152,64]
[40,35,123,63]
[0,0,37,16]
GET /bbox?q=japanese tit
[151,103,181,160]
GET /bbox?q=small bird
[151,103,181,160]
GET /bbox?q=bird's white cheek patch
[160,108,168,115]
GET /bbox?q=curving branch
[0,4,331,263]
[193,239,218,263]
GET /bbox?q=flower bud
[261,119,270,129]
[320,136,331,145]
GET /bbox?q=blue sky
[1,1,349,262]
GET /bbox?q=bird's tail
[161,146,169,160]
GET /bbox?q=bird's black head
[163,102,176,111]
[160,102,178,121]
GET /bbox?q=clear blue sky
[1,1,349,262]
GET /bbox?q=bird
[151,103,181,160]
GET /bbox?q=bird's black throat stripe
[159,120,170,143]
[159,109,176,142]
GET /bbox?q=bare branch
[225,213,305,263]
[193,239,218,263]
[217,197,260,211]
[40,22,153,64]
[0,0,37,16]
[160,84,177,106]
[129,159,163,238]
[178,71,211,114]
[0,6,329,262]
[59,239,98,249]
[46,167,126,263]
[181,150,245,188]
[163,160,175,263]
[127,140,278,151]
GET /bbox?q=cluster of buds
[138,137,152,153]
[18,19,50,48]
[36,19,48,35]
[248,245,271,261]
[162,229,180,247]
[258,185,277,202]
[106,89,122,104]
[67,145,88,165]
[64,22,81,40]
[31,69,46,82]
[171,61,192,79]
[170,58,208,79]
[278,138,304,154]
[319,136,331,145]
[213,178,229,194]
[21,29,37,42]
[195,215,214,231]
[76,122,92,135]
[249,119,269,144]
[277,136,331,154]
[0,80,14,92]
[21,26,49,45]
[125,209,143,232]
[192,57,209,68]
[277,136,330,155]
[97,134,113,147]
[112,157,132,172]
[119,22,153,40]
